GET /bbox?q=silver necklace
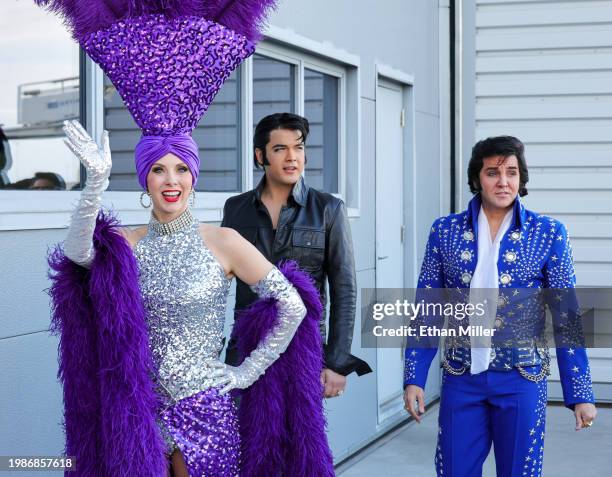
[149,208,195,235]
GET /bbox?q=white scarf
[469,206,513,375]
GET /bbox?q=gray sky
[1,1,79,127]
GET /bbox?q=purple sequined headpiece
[36,0,277,189]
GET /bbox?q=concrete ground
[336,403,611,477]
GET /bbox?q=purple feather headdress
[35,0,277,188]
[35,0,277,43]
[35,0,276,133]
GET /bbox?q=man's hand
[574,403,597,431]
[321,368,347,398]
[404,384,426,423]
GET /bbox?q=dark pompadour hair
[253,113,310,169]
[468,135,529,197]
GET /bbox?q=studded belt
[441,342,551,382]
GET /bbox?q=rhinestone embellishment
[463,231,474,241]
[505,251,517,262]
[149,208,195,235]
[80,15,256,136]
[510,231,521,241]
[500,273,512,285]
[460,250,472,261]
[461,272,472,284]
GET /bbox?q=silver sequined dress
[131,209,305,470]
[133,210,231,406]
[133,209,246,472]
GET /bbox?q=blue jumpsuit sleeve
[544,221,595,408]
[404,218,445,389]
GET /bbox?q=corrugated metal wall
[474,0,612,401]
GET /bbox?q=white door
[375,80,406,424]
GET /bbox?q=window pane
[304,69,339,193]
[252,55,296,185]
[104,70,242,192]
[0,3,80,191]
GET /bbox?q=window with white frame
[252,53,297,185]
[0,32,359,229]
[0,2,80,192]
[104,69,242,193]
[252,47,344,194]
[101,43,346,195]
[304,68,339,193]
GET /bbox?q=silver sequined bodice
[134,211,231,404]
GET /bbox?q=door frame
[374,65,417,430]
[375,65,417,291]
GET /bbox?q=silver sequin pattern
[227,267,307,386]
[134,213,231,406]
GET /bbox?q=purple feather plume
[234,260,335,477]
[48,241,101,475]
[201,0,278,42]
[48,212,167,477]
[35,0,277,41]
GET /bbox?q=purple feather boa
[234,260,335,477]
[48,212,167,477]
[35,0,277,41]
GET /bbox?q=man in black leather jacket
[222,113,371,398]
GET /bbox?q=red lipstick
[161,190,181,203]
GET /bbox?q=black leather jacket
[222,176,371,376]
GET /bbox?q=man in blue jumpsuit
[404,136,597,477]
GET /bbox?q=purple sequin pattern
[80,14,255,135]
[160,387,240,476]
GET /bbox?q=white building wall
[0,0,450,469]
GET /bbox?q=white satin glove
[62,120,112,268]
[208,267,307,395]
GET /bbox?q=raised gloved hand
[62,120,112,268]
[206,267,307,395]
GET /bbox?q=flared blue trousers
[435,367,547,477]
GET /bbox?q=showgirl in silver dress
[60,120,307,477]
[37,0,306,473]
